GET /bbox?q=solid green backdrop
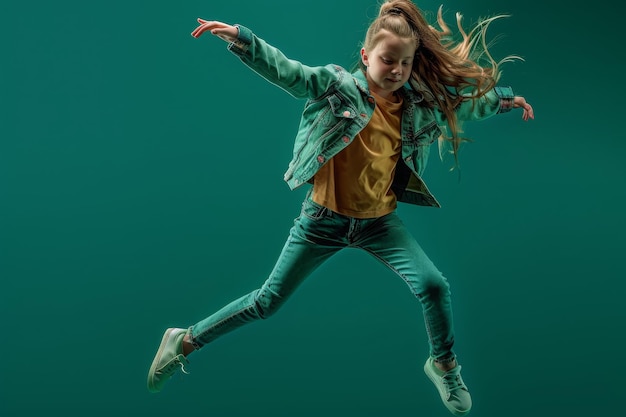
[2,1,625,416]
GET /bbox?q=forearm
[227,25,339,99]
[450,86,515,122]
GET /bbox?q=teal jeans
[189,194,456,364]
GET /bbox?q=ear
[360,47,369,67]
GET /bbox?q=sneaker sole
[147,328,178,393]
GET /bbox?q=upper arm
[227,25,341,100]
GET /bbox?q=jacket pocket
[413,121,440,146]
[327,94,357,119]
[305,93,356,144]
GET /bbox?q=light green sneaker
[424,357,472,416]
[147,328,190,393]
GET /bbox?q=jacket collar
[351,69,370,95]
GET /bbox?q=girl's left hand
[513,96,534,121]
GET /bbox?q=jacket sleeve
[450,86,516,122]
[227,25,341,100]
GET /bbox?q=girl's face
[361,30,417,99]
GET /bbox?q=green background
[2,1,625,416]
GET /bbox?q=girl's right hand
[191,19,239,42]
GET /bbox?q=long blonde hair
[362,1,520,166]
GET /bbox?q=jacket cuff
[227,24,252,56]
[494,86,515,113]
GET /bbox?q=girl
[147,2,534,415]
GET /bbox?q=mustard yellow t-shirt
[313,91,403,218]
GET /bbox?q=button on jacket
[227,25,515,208]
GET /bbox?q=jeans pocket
[301,198,328,221]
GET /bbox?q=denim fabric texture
[229,25,515,208]
[188,24,518,364]
[190,193,456,363]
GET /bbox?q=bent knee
[419,272,450,298]
[254,289,284,319]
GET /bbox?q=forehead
[371,29,417,57]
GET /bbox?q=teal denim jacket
[227,25,515,208]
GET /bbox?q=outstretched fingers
[522,103,534,121]
[191,19,216,38]
[191,19,238,41]
[513,96,534,122]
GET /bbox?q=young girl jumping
[147,1,534,415]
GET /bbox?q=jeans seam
[360,247,450,361]
[190,303,257,350]
[361,248,420,298]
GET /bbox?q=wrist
[494,86,514,113]
[228,24,252,55]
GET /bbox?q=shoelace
[159,355,190,375]
[178,359,190,375]
[441,367,466,399]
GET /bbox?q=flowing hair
[361,1,521,167]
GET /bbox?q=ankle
[182,334,195,357]
[435,359,457,372]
